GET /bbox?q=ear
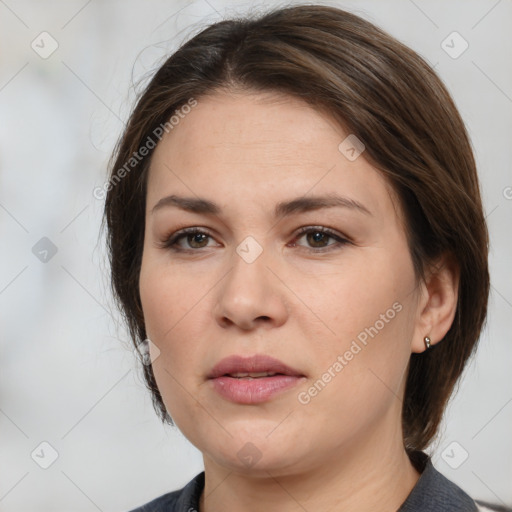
[411,254,459,353]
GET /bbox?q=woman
[103,5,492,511]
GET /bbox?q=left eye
[290,227,349,250]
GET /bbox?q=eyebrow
[150,193,372,218]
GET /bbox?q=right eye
[157,227,218,252]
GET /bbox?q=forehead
[152,90,344,166]
[146,90,400,223]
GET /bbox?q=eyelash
[157,226,351,253]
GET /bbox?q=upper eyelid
[294,225,347,237]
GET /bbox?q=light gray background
[0,0,511,510]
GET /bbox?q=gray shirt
[129,451,479,511]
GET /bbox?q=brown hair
[102,4,489,454]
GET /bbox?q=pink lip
[208,354,305,405]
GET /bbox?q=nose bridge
[227,234,271,305]
[213,234,287,329]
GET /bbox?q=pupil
[190,233,207,247]
[308,231,326,247]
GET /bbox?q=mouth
[222,371,284,379]
[207,354,306,404]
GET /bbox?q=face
[139,91,423,476]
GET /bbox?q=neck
[199,407,421,512]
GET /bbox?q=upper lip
[208,354,304,379]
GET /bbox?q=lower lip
[209,375,304,404]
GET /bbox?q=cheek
[140,274,205,376]
[296,299,413,449]
[292,247,413,347]
[139,260,213,420]
[298,248,416,402]
[139,254,207,340]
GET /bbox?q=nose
[213,242,289,331]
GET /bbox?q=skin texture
[139,91,459,512]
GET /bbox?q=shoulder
[127,472,205,512]
[399,451,478,511]
[475,504,512,512]
[127,490,180,512]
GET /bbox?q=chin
[200,429,308,476]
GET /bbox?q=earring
[424,336,431,350]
